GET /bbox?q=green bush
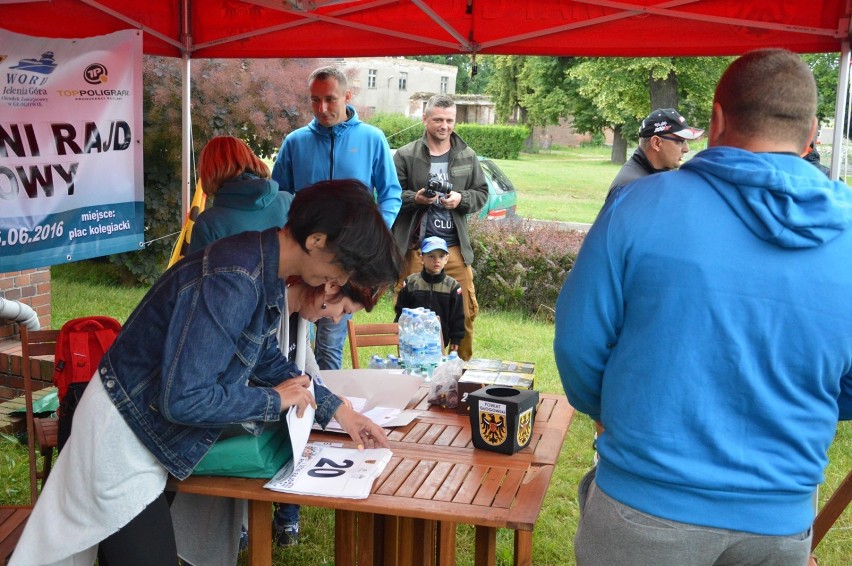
[469,218,583,317]
[456,124,529,159]
[366,114,423,149]
[368,113,529,159]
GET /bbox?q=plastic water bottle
[424,312,443,367]
[409,313,426,370]
[386,354,400,369]
[368,354,387,369]
[398,308,413,368]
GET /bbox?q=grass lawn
[1,147,850,563]
[492,146,619,223]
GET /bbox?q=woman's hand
[333,402,389,450]
[274,374,316,418]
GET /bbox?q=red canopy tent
[3,0,851,210]
[2,0,848,58]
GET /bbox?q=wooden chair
[19,326,60,496]
[346,320,400,369]
[810,468,852,560]
[0,329,55,562]
[0,506,32,563]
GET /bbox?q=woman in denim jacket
[10,180,401,566]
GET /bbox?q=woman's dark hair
[338,282,385,313]
[287,180,402,289]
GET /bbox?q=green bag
[192,421,292,479]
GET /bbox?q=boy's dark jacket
[394,269,465,348]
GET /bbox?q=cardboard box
[456,360,536,414]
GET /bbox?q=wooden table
[167,390,574,565]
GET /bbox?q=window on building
[399,72,408,91]
[440,76,448,94]
[368,69,377,89]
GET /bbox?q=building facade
[338,57,459,119]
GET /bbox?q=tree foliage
[109,56,320,284]
[802,53,841,125]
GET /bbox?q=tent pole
[181,54,191,219]
[829,40,850,181]
[180,0,192,219]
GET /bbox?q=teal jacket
[188,173,292,254]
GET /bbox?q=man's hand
[274,374,316,418]
[333,402,389,450]
[439,191,461,209]
[414,188,440,206]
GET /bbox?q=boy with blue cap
[394,236,465,353]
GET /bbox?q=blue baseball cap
[421,236,448,254]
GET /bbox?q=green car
[477,157,518,221]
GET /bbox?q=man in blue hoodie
[272,66,401,371]
[555,48,852,565]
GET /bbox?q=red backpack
[53,316,122,402]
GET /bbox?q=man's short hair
[308,66,348,90]
[424,94,455,116]
[714,49,817,149]
[286,179,401,289]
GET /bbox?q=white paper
[264,442,393,499]
[286,378,315,467]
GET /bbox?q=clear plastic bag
[427,354,464,408]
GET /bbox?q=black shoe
[273,521,299,547]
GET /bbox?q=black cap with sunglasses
[639,108,704,140]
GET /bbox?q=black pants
[97,492,178,565]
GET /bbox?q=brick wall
[0,268,52,401]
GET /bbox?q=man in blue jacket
[270,65,401,546]
[555,48,852,565]
[272,67,401,373]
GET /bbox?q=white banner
[0,29,144,272]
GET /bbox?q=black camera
[424,173,453,198]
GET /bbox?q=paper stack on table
[264,442,392,499]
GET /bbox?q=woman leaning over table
[9,181,401,566]
[171,277,380,566]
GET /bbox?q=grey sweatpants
[574,468,811,566]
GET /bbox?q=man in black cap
[606,108,704,199]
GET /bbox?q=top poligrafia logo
[84,63,108,85]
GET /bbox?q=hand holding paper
[274,374,315,417]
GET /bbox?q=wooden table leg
[356,512,377,565]
[336,509,356,566]
[474,526,496,566]
[247,500,272,566]
[513,529,532,566]
[436,521,457,566]
[383,515,399,565]
[397,517,418,564]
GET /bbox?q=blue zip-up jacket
[188,173,292,254]
[555,147,852,536]
[100,228,342,480]
[271,105,402,228]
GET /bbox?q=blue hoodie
[555,146,852,536]
[271,105,402,228]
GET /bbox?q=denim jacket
[100,228,342,480]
